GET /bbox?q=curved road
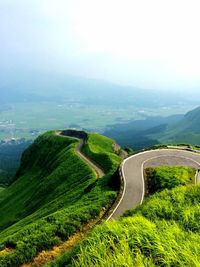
[109,149,200,219]
[76,139,104,177]
[56,131,104,178]
[56,131,200,220]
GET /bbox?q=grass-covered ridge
[82,133,121,173]
[0,131,121,267]
[52,167,200,267]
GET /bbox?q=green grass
[50,168,200,267]
[145,166,196,194]
[0,131,121,266]
[82,133,121,173]
[191,145,200,151]
[124,185,200,230]
[0,187,5,193]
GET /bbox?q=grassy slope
[0,187,4,193]
[145,166,196,194]
[0,131,121,267]
[152,107,200,145]
[82,133,120,173]
[192,145,200,151]
[51,167,200,267]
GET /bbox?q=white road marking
[107,149,200,220]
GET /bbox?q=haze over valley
[1,0,200,144]
[0,70,199,141]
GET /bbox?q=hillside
[104,106,200,150]
[0,139,32,185]
[154,106,200,144]
[50,167,200,266]
[104,114,183,150]
[0,131,121,266]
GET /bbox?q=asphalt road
[76,139,104,178]
[109,149,200,219]
[56,131,104,178]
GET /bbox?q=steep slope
[0,139,32,185]
[0,131,121,267]
[183,106,200,132]
[52,169,200,267]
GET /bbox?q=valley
[0,139,32,185]
[0,72,198,141]
[0,101,194,141]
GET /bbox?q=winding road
[108,149,200,219]
[76,139,105,178]
[57,131,200,220]
[56,131,104,178]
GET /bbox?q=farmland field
[0,101,194,141]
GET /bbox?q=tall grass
[0,131,121,267]
[82,133,121,173]
[145,166,196,194]
[50,168,200,267]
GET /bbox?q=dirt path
[21,216,101,267]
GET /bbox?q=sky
[0,0,200,90]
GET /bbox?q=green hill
[154,106,200,144]
[104,106,200,150]
[104,114,183,150]
[50,167,200,267]
[0,131,121,266]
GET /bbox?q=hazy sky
[1,0,200,90]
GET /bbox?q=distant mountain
[0,70,198,107]
[154,106,200,144]
[179,106,200,133]
[104,114,184,150]
[104,106,200,149]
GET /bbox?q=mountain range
[104,106,200,150]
